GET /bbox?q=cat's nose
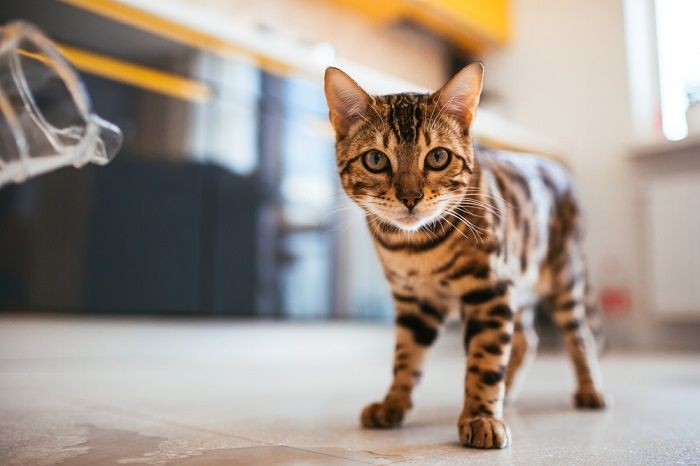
[398,190,424,210]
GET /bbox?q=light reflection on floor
[0,315,698,465]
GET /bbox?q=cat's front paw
[574,388,608,409]
[458,416,511,449]
[360,398,408,428]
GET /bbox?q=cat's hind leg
[548,251,608,409]
[504,306,538,403]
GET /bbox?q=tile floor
[0,315,698,465]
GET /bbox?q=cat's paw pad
[458,416,511,449]
[574,388,608,409]
[360,399,407,428]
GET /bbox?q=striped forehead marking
[380,93,429,145]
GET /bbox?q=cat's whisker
[433,192,500,221]
[328,217,358,233]
[447,206,483,227]
[456,202,502,220]
[438,217,447,236]
[455,218,484,245]
[432,187,506,206]
[440,213,473,243]
[324,204,364,218]
[443,215,478,241]
[452,208,486,231]
[419,224,438,241]
[457,196,504,216]
[462,189,512,208]
[444,208,486,244]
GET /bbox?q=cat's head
[324,63,484,232]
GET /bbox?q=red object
[599,286,631,315]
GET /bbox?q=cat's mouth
[395,213,422,227]
[390,209,443,232]
[361,199,445,232]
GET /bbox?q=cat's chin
[389,213,438,232]
[366,207,444,233]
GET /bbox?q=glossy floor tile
[0,315,698,465]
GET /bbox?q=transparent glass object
[0,21,122,188]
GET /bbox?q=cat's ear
[432,62,484,130]
[324,67,372,138]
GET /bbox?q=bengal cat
[323,63,607,449]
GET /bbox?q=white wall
[483,0,641,338]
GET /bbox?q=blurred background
[0,0,699,350]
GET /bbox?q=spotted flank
[324,63,607,450]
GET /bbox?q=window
[655,0,700,140]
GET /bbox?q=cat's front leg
[458,280,514,449]
[361,292,445,429]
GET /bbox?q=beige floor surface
[0,315,698,465]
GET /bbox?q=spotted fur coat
[324,63,607,449]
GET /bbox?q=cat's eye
[425,147,451,170]
[362,150,390,173]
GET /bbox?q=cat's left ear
[324,67,372,138]
[432,62,484,130]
